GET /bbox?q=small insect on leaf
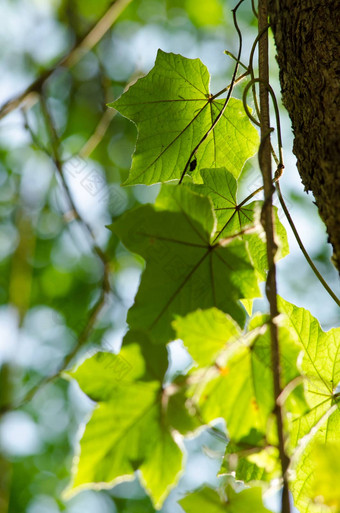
[189,157,197,172]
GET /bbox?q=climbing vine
[61,1,340,512]
[1,1,339,513]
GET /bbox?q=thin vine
[258,1,291,511]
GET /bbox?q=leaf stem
[258,2,291,511]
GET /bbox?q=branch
[258,1,291,512]
[0,287,108,415]
[0,96,112,418]
[0,0,133,120]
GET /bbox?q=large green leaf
[64,349,184,509]
[109,186,260,343]
[277,298,340,513]
[110,50,259,185]
[278,297,340,449]
[179,485,272,513]
[182,310,302,441]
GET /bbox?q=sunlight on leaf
[110,50,259,185]
[190,167,289,279]
[64,348,184,509]
[173,307,241,368]
[180,310,302,441]
[109,186,261,343]
[278,298,340,513]
[179,484,272,513]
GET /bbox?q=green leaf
[193,313,302,440]
[278,297,340,449]
[179,485,272,513]
[220,443,280,484]
[165,379,202,435]
[277,298,340,513]
[195,167,257,238]
[191,167,289,278]
[109,186,260,343]
[304,441,340,511]
[123,330,169,381]
[65,345,142,401]
[173,307,241,368]
[291,419,340,513]
[110,50,259,185]
[65,351,184,508]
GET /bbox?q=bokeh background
[0,0,339,512]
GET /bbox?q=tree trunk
[268,0,340,272]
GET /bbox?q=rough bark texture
[268,0,340,272]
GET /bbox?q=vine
[1,1,339,513]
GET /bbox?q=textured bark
[268,0,340,272]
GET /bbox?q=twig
[0,0,133,120]
[0,288,108,415]
[39,95,109,271]
[0,96,112,417]
[79,108,117,159]
[258,1,291,512]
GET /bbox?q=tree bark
[268,0,340,272]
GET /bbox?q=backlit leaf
[109,185,261,343]
[110,50,259,185]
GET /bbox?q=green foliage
[277,298,340,513]
[64,347,184,509]
[61,48,339,513]
[111,51,259,185]
[2,4,338,513]
[179,484,272,513]
[109,185,261,343]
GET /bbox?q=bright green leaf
[65,345,142,401]
[173,307,241,368]
[278,297,340,449]
[277,298,340,513]
[179,485,272,513]
[195,315,302,440]
[291,418,340,513]
[65,353,184,508]
[110,50,259,185]
[304,441,340,511]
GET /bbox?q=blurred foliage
[0,0,338,512]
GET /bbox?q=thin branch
[258,1,291,512]
[0,0,133,120]
[276,182,340,307]
[0,96,112,417]
[39,95,110,270]
[0,288,108,415]
[79,108,117,159]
